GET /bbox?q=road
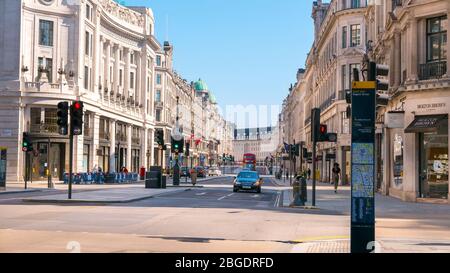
[1,176,450,253]
[0,176,348,253]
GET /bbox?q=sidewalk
[0,187,43,195]
[22,186,189,204]
[283,180,450,253]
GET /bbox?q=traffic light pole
[47,137,54,189]
[68,132,73,199]
[312,139,317,207]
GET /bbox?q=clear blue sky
[121,0,316,127]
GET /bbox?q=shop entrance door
[32,142,64,181]
[418,121,449,199]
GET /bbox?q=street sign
[350,81,376,253]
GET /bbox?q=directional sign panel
[351,81,376,253]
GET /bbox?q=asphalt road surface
[0,176,348,253]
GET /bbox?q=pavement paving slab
[0,188,42,195]
[22,187,189,204]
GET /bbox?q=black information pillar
[0,147,6,188]
[350,81,376,253]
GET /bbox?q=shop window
[83,144,90,173]
[393,133,404,188]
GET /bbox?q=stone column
[149,128,155,166]
[136,51,142,110]
[113,44,120,97]
[408,18,418,82]
[142,128,148,169]
[93,17,102,95]
[382,128,391,196]
[91,113,100,169]
[127,125,132,170]
[105,40,111,95]
[403,130,418,202]
[109,120,116,172]
[124,48,130,100]
[394,31,402,87]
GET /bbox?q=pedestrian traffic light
[22,132,33,152]
[70,101,84,135]
[155,129,164,146]
[318,124,328,142]
[317,124,338,143]
[302,148,308,159]
[57,102,69,135]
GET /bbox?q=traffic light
[155,129,164,146]
[70,101,84,135]
[318,124,328,142]
[302,148,308,159]
[368,61,390,106]
[294,144,300,157]
[57,102,69,135]
[185,141,190,156]
[317,124,338,143]
[345,90,352,104]
[311,108,321,142]
[22,132,33,152]
[171,136,184,154]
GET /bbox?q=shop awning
[405,115,448,133]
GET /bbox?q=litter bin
[145,171,161,188]
[105,173,116,184]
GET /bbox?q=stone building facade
[366,0,449,203]
[0,0,230,184]
[280,0,368,183]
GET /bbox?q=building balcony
[155,101,163,108]
[419,61,447,80]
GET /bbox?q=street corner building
[366,0,450,203]
[0,0,234,185]
[279,0,450,204]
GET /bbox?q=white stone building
[0,0,230,184]
[280,0,368,183]
[232,127,278,166]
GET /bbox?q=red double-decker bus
[243,153,256,171]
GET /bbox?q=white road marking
[217,195,228,201]
[251,194,259,198]
[196,192,207,196]
[227,193,235,197]
[274,192,281,207]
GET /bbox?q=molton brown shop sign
[417,103,446,111]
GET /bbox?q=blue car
[233,171,263,193]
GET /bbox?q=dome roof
[209,92,217,104]
[194,78,208,93]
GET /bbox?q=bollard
[300,176,308,204]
